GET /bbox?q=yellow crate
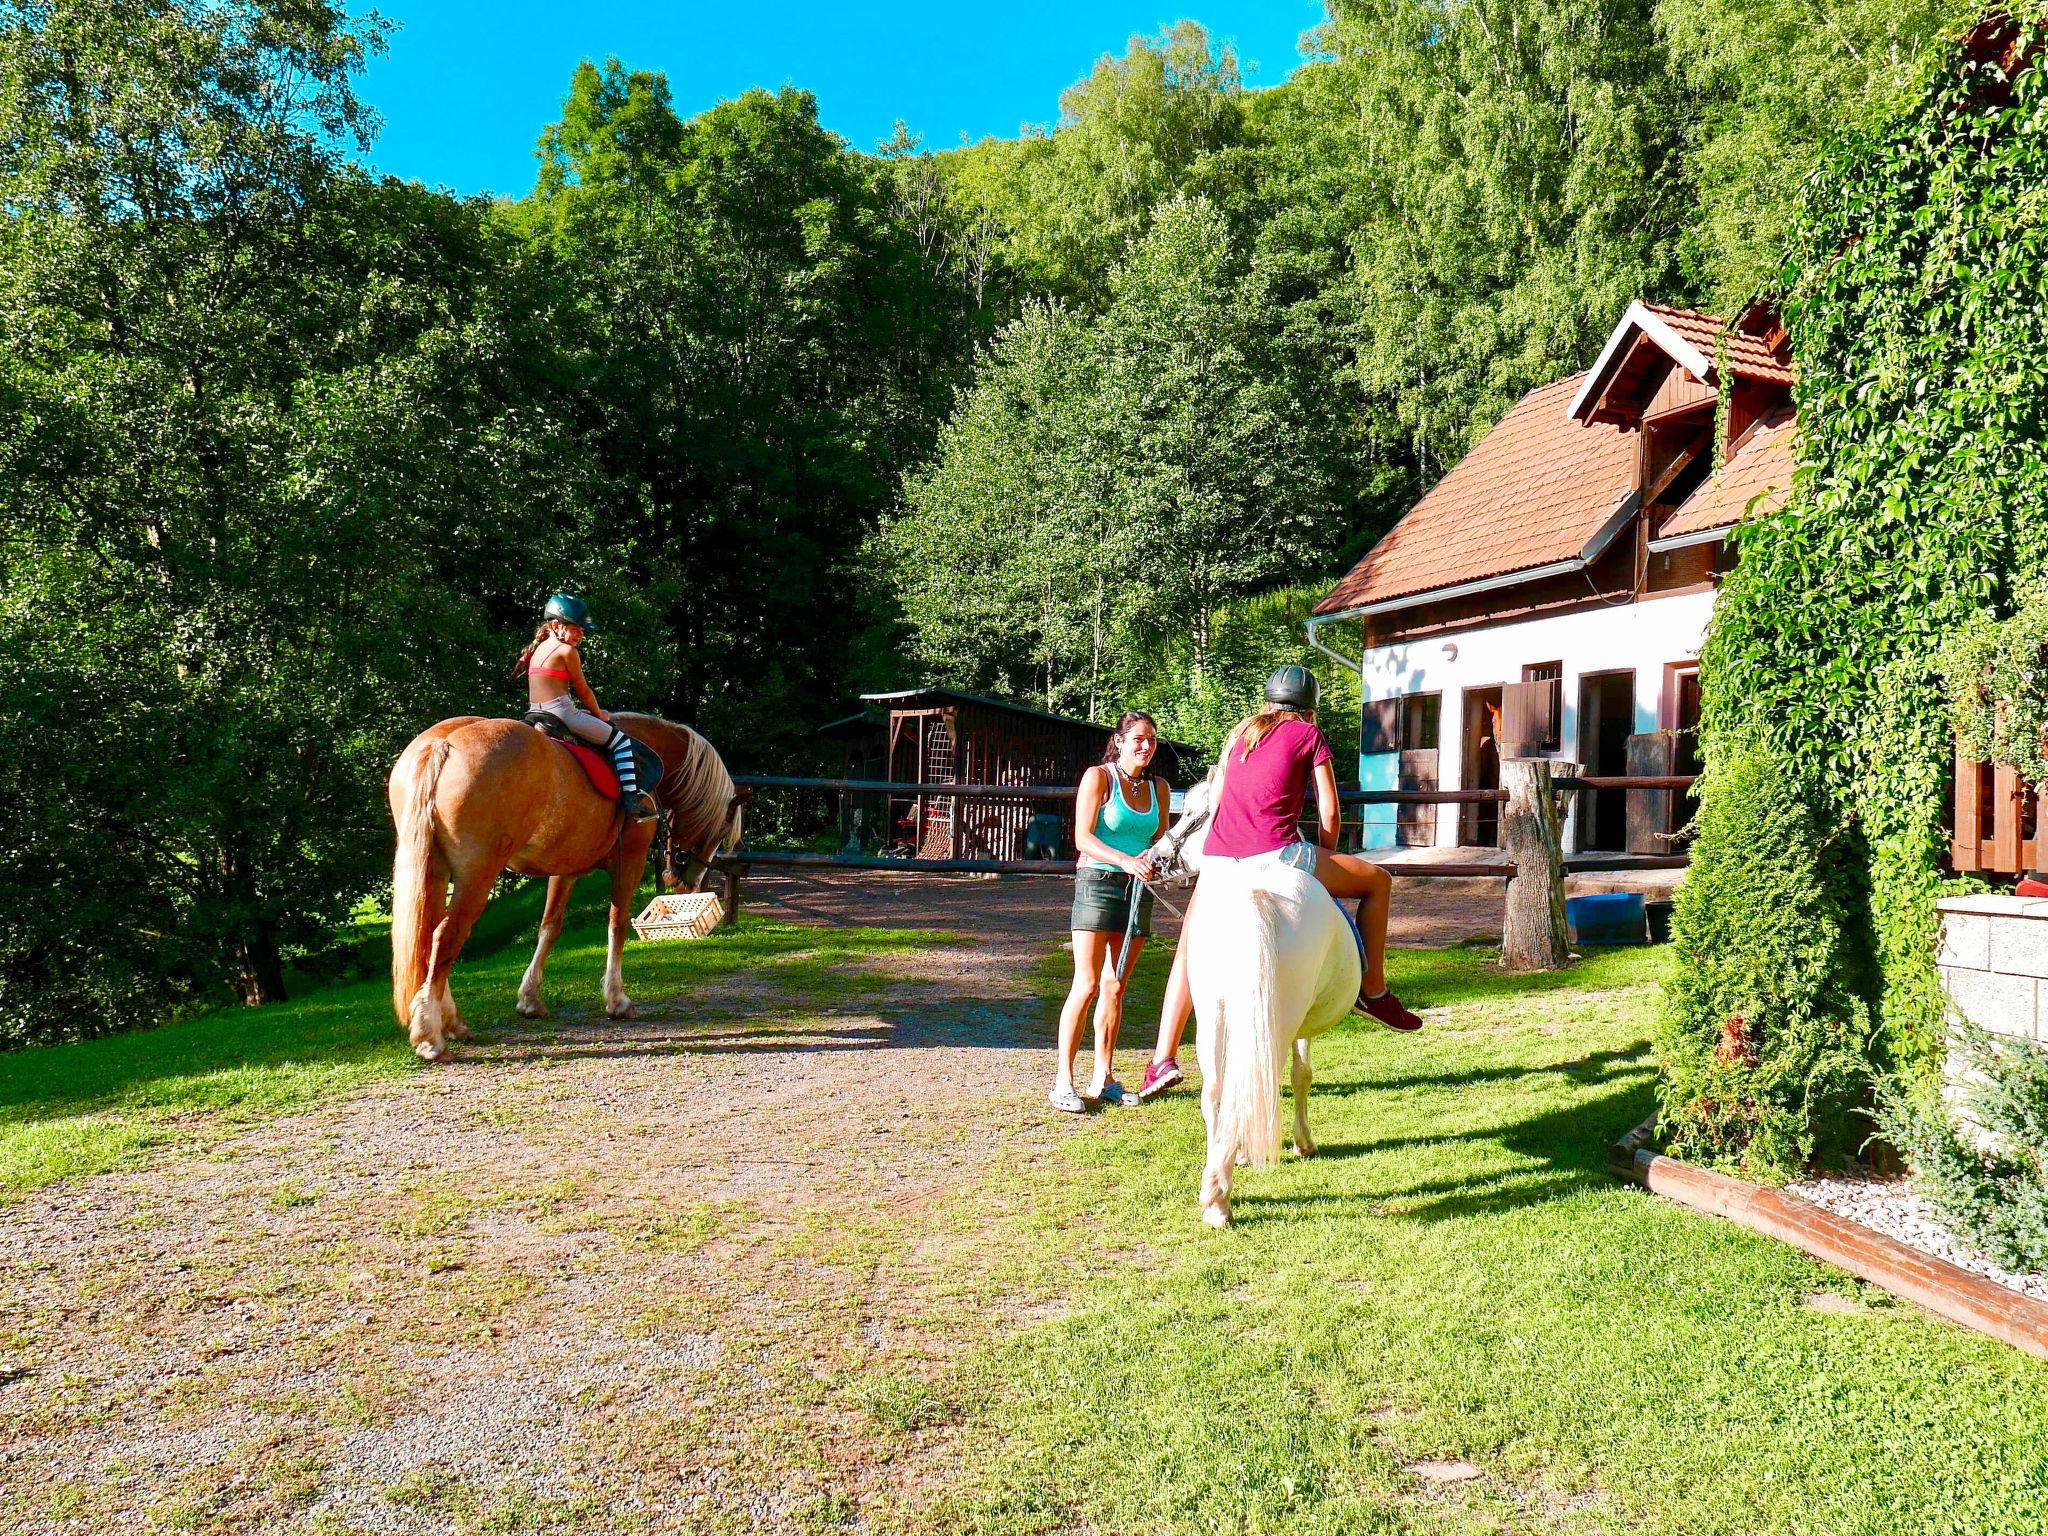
[630,892,725,941]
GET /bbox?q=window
[1360,691,1442,756]
[1521,662,1563,752]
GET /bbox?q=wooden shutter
[1500,681,1554,759]
[1359,698,1403,756]
[1398,748,1439,846]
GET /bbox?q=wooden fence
[707,763,1695,969]
[1952,747,2044,876]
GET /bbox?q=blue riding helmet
[544,592,598,634]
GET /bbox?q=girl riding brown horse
[388,600,746,1060]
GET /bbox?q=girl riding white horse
[1148,666,1422,1224]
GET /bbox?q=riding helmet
[544,592,598,634]
[1265,664,1319,711]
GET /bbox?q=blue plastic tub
[1566,891,1647,946]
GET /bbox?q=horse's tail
[1215,884,1290,1170]
[390,740,450,1024]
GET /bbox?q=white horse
[1148,782,1362,1227]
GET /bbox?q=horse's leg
[601,857,642,1019]
[516,875,577,1018]
[1291,1036,1317,1157]
[414,863,498,1062]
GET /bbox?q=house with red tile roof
[1307,300,1797,854]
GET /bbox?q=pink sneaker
[1357,988,1423,1032]
[1137,1057,1183,1100]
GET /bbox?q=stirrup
[622,791,658,822]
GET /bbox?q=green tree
[518,74,977,769]
[878,196,1356,740]
[1654,0,1970,305]
[0,1,611,1035]
[945,22,1249,307]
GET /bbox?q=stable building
[819,688,1196,862]
[1309,300,1797,854]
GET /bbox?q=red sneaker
[1357,988,1423,1032]
[1137,1057,1183,1100]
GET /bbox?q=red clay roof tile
[1657,410,1796,540]
[1637,302,1796,386]
[1313,373,1639,615]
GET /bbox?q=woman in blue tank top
[1051,711,1169,1114]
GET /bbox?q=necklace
[1114,763,1151,808]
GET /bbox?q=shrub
[1656,739,1876,1180]
[1943,577,2048,785]
[1879,1022,2048,1273]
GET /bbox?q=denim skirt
[1069,867,1154,936]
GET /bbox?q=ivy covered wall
[1662,16,2048,1167]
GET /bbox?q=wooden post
[1502,758,1573,971]
[719,862,743,928]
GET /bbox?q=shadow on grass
[1303,1043,1648,1097]
[1229,1061,1656,1230]
[0,880,953,1138]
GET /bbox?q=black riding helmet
[1265,664,1319,711]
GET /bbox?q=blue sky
[356,3,1328,199]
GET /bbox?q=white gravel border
[1786,1173,2048,1304]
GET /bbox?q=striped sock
[606,731,638,795]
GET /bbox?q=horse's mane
[615,713,740,854]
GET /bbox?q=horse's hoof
[1201,1203,1231,1229]
[1293,1139,1318,1158]
[414,1039,448,1063]
[606,1000,637,1020]
[515,998,548,1019]
[1233,1150,1250,1168]
[446,1019,472,1042]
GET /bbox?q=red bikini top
[527,666,570,679]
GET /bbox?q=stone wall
[1937,894,2048,1047]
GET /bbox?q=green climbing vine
[1663,15,2048,1166]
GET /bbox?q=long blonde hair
[1227,702,1316,761]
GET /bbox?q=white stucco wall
[1353,589,1716,848]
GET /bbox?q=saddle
[523,713,664,806]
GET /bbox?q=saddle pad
[561,740,618,799]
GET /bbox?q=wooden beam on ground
[1614,1147,2048,1362]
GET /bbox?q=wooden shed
[821,689,1196,862]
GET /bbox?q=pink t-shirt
[1204,718,1333,858]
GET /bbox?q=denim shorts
[1070,867,1154,936]
[1204,840,1320,875]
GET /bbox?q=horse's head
[1146,775,1214,883]
[611,713,745,893]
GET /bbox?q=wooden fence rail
[713,766,1696,963]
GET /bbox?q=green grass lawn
[0,877,937,1199]
[919,943,2048,1536]
[8,897,2046,1534]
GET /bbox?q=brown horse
[387,713,746,1061]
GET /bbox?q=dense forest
[0,0,1967,1042]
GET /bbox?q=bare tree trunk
[236,923,287,1006]
[1501,757,1573,972]
[1090,578,1102,720]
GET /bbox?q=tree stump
[1502,757,1574,971]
